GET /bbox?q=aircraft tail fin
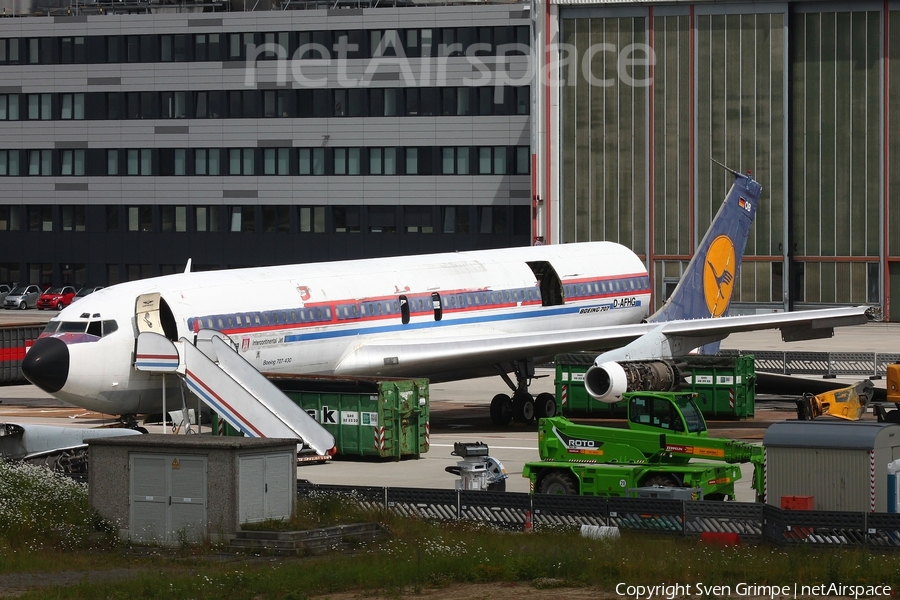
[649,170,762,323]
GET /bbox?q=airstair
[134,330,335,456]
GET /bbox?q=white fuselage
[35,242,651,415]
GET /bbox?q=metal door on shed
[129,454,207,544]
[239,452,294,523]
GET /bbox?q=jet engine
[584,360,681,404]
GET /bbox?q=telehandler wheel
[490,393,513,426]
[512,392,535,424]
[642,473,681,488]
[539,471,578,495]
[535,392,557,419]
[704,493,726,501]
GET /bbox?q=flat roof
[764,421,900,451]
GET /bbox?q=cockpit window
[45,320,119,338]
[58,322,88,333]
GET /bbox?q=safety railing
[298,482,900,547]
[720,350,900,379]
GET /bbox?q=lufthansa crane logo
[703,235,736,317]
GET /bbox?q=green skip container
[216,375,430,459]
[554,353,756,419]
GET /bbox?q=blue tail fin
[650,170,762,323]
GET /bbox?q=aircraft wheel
[512,392,535,424]
[489,393,513,426]
[535,392,557,419]
[539,471,578,495]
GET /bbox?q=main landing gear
[489,359,557,426]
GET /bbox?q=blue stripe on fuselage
[205,298,645,345]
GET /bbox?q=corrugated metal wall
[766,447,874,512]
[560,14,648,252]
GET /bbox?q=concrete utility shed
[763,421,900,513]
[88,435,298,544]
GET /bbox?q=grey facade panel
[55,182,89,191]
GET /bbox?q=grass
[2,465,899,599]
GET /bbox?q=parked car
[0,284,10,305]
[71,286,104,302]
[36,286,77,311]
[4,285,44,310]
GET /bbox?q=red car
[36,286,77,310]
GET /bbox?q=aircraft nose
[22,337,69,394]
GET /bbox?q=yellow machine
[796,380,874,421]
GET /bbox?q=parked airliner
[22,171,871,426]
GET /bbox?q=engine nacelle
[584,360,681,404]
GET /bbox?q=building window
[60,93,85,120]
[263,90,291,117]
[0,94,19,120]
[27,94,51,120]
[369,147,397,175]
[126,149,152,175]
[27,150,52,176]
[263,206,290,232]
[194,91,223,118]
[441,147,470,175]
[195,206,222,232]
[332,148,357,175]
[193,33,222,62]
[195,149,222,176]
[333,206,360,233]
[59,37,85,64]
[107,149,119,175]
[127,206,153,232]
[442,206,470,234]
[106,206,120,232]
[404,207,433,233]
[27,38,39,64]
[61,206,85,232]
[229,206,255,232]
[368,206,396,233]
[479,206,507,234]
[160,91,187,119]
[0,150,20,176]
[263,148,290,175]
[60,149,85,176]
[161,206,187,232]
[0,38,20,64]
[405,148,418,175]
[28,205,52,232]
[228,148,255,175]
[298,206,325,233]
[160,34,187,62]
[298,148,325,175]
[515,146,529,174]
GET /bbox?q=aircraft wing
[333,305,872,379]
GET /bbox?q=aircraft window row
[445,288,539,309]
[0,87,528,123]
[191,306,334,331]
[0,27,529,66]
[0,205,532,238]
[0,146,530,178]
[561,277,650,299]
[42,320,118,337]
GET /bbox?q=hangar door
[129,454,207,544]
[239,452,294,523]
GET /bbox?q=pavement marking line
[429,443,538,451]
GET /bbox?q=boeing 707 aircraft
[22,170,871,427]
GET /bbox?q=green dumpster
[682,354,756,419]
[214,375,430,459]
[554,352,756,419]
